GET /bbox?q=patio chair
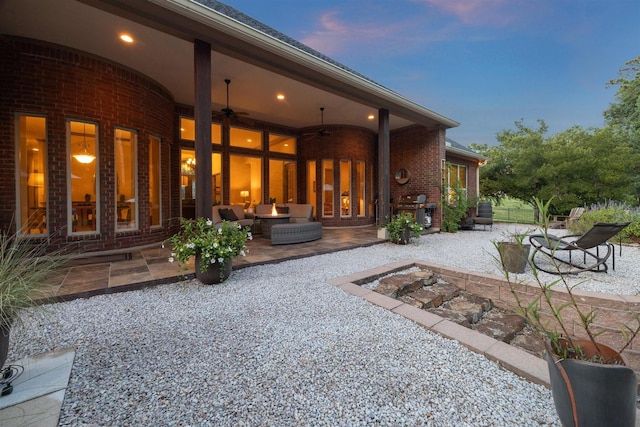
[471,201,493,231]
[529,222,630,274]
[550,207,585,229]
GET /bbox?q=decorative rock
[474,312,526,342]
[427,307,471,328]
[405,288,443,308]
[376,274,424,297]
[442,297,488,325]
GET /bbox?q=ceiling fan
[218,79,252,125]
[303,107,331,138]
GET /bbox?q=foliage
[0,228,68,327]
[473,121,640,214]
[570,201,640,243]
[385,212,423,244]
[441,176,469,232]
[169,217,251,271]
[497,198,640,363]
[604,55,640,143]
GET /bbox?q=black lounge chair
[529,222,630,275]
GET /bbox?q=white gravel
[10,223,637,426]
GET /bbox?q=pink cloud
[415,0,545,27]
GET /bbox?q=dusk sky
[222,0,639,147]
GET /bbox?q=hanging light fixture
[73,123,96,164]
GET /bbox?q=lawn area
[491,197,536,224]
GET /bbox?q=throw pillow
[276,206,289,214]
[218,208,239,221]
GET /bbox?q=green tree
[604,55,640,144]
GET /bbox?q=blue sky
[222,0,639,147]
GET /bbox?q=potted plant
[0,226,68,394]
[385,212,423,244]
[168,217,252,284]
[494,229,532,274]
[499,198,640,427]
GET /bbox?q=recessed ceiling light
[120,34,134,43]
[367,114,375,120]
[276,94,285,100]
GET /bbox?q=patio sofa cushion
[211,204,253,229]
[254,204,314,222]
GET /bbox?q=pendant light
[73,123,96,164]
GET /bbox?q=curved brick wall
[0,37,175,251]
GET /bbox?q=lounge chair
[471,201,493,231]
[550,207,585,229]
[529,222,630,274]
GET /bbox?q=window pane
[17,116,47,235]
[230,127,262,150]
[340,160,351,217]
[180,150,222,218]
[269,133,296,154]
[149,136,161,227]
[230,155,262,207]
[69,121,98,233]
[356,161,365,217]
[269,159,296,204]
[322,159,333,217]
[115,128,137,231]
[307,160,317,219]
[179,118,221,144]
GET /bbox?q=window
[269,133,296,154]
[149,136,161,227]
[269,159,296,204]
[322,160,334,217]
[16,115,47,235]
[230,155,262,207]
[69,120,98,234]
[447,163,468,203]
[356,161,366,217]
[340,160,351,217]
[230,127,262,150]
[179,118,221,144]
[307,160,317,218]
[180,150,223,218]
[115,128,137,231]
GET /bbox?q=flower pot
[392,227,413,245]
[545,339,637,427]
[497,242,531,273]
[195,254,232,285]
[0,323,9,369]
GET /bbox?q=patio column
[377,108,390,225]
[194,39,212,218]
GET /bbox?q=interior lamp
[27,171,45,187]
[72,123,96,164]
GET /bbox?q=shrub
[571,200,640,243]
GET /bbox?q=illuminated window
[356,161,366,217]
[69,120,98,234]
[149,136,161,227]
[307,160,317,218]
[179,117,221,144]
[230,155,262,207]
[340,160,351,217]
[115,128,138,231]
[180,150,223,216]
[269,133,296,154]
[269,159,296,204]
[322,160,334,217]
[17,115,47,235]
[230,127,262,150]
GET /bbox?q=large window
[149,136,161,227]
[69,120,98,234]
[269,133,296,154]
[269,159,296,204]
[16,115,47,235]
[340,160,351,217]
[322,160,334,217]
[179,118,221,144]
[307,160,317,218]
[447,163,468,203]
[230,127,262,150]
[180,149,223,218]
[356,161,366,217]
[115,128,137,231]
[230,155,262,207]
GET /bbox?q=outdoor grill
[393,194,428,227]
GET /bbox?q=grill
[393,194,427,226]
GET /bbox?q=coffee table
[255,214,291,239]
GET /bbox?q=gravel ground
[9,224,638,426]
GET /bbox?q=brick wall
[0,37,174,251]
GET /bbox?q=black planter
[545,339,637,427]
[391,227,412,245]
[195,254,232,285]
[498,242,531,273]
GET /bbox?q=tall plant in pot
[499,198,640,427]
[385,212,423,244]
[494,229,532,274]
[0,226,68,390]
[169,217,251,284]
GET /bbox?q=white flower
[217,227,223,235]
[239,250,246,257]
[206,219,213,226]
[168,256,174,263]
[217,257,224,263]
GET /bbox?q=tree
[604,55,640,144]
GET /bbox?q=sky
[221,0,639,147]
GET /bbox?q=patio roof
[0,0,459,132]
